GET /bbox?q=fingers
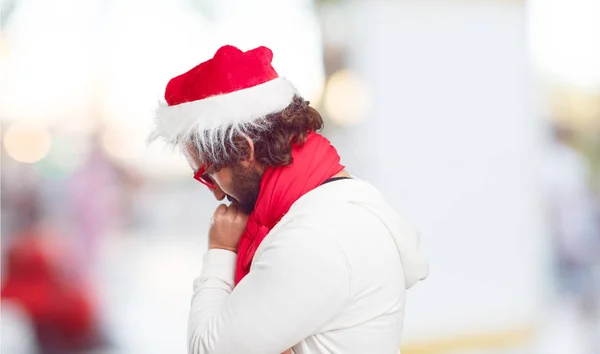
[226,202,249,220]
[213,204,247,222]
[235,208,249,222]
[227,202,239,214]
[214,204,228,215]
[228,205,249,224]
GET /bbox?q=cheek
[211,170,235,196]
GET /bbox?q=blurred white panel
[100,0,325,176]
[529,0,600,91]
[211,0,325,102]
[348,0,547,342]
[0,0,101,123]
[98,0,214,175]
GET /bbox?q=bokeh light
[529,0,600,91]
[100,126,145,161]
[323,69,371,126]
[32,134,89,180]
[3,121,52,163]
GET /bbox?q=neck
[332,169,351,179]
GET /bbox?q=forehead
[179,141,202,170]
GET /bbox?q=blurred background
[1,0,599,353]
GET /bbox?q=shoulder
[280,178,390,233]
[255,178,396,266]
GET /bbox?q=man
[151,45,428,354]
[543,124,600,353]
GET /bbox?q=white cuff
[200,249,237,281]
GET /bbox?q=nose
[211,185,226,201]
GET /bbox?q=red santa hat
[151,45,298,155]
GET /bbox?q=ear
[241,136,265,172]
[244,135,255,163]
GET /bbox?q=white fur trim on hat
[151,77,297,143]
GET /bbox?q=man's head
[180,96,323,213]
[150,45,325,213]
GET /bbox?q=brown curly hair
[193,96,324,172]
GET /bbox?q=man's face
[181,143,262,214]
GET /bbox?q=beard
[229,164,262,214]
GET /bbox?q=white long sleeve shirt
[188,178,428,354]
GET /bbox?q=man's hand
[209,203,248,253]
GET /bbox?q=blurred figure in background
[1,194,107,354]
[543,123,600,353]
[66,132,143,274]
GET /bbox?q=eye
[193,165,216,189]
[202,174,215,185]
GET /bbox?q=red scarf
[235,132,344,284]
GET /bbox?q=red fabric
[235,132,344,284]
[1,234,96,344]
[2,280,95,339]
[165,45,278,106]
